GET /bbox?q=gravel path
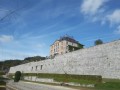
[7,81,79,90]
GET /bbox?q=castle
[50,35,84,56]
[9,38,120,80]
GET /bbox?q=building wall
[50,40,78,56]
[9,40,120,79]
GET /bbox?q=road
[7,81,79,90]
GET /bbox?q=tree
[68,43,84,52]
[23,56,45,63]
[14,71,21,82]
[0,60,22,73]
[94,39,103,45]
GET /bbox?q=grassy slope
[10,73,120,90]
[23,78,120,90]
[93,79,120,90]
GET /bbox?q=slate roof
[59,36,79,44]
[51,35,84,46]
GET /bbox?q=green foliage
[23,73,37,76]
[23,73,102,84]
[78,43,84,49]
[103,78,120,82]
[0,81,6,85]
[0,76,7,90]
[0,56,45,73]
[54,78,96,84]
[68,44,84,52]
[23,56,45,63]
[0,76,8,87]
[0,76,9,81]
[0,60,22,72]
[95,82,120,90]
[14,71,21,82]
[0,71,5,75]
[94,39,103,45]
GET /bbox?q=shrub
[0,81,6,85]
[14,71,21,82]
[94,39,103,45]
[0,71,5,75]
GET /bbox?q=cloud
[106,9,120,25]
[0,35,14,43]
[103,9,120,34]
[80,0,120,35]
[80,0,109,24]
[81,0,120,26]
[81,0,108,15]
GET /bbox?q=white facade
[9,40,120,79]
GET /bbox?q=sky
[0,0,120,60]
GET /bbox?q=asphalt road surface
[7,81,78,90]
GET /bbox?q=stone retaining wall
[9,40,120,79]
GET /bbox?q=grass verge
[94,79,120,90]
[23,78,120,90]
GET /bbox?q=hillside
[0,56,46,73]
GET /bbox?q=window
[66,46,68,49]
[61,46,63,49]
[36,66,38,71]
[66,41,68,45]
[31,67,33,71]
[72,43,73,45]
[40,65,43,70]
